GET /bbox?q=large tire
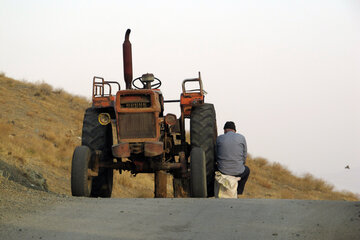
[82,108,113,198]
[190,147,207,197]
[71,146,92,197]
[190,103,217,197]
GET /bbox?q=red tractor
[71,29,217,198]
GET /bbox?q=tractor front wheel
[190,147,207,198]
[71,146,92,197]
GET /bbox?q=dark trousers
[235,166,250,195]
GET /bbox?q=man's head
[223,121,236,133]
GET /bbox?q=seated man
[216,121,250,195]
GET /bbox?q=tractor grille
[119,113,156,139]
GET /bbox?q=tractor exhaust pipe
[123,29,133,89]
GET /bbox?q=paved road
[1,198,360,240]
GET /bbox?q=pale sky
[1,0,359,194]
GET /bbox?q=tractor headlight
[98,113,111,125]
[165,114,177,126]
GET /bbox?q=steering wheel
[132,76,162,89]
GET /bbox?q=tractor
[71,29,217,198]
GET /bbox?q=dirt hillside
[0,73,358,201]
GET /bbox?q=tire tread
[190,103,217,197]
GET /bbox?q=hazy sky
[1,0,359,194]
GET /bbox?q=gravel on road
[1,192,359,240]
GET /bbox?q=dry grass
[0,73,358,200]
[0,74,89,194]
[241,154,358,200]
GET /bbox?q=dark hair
[223,121,236,131]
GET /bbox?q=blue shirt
[216,131,247,176]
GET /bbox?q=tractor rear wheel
[82,108,114,198]
[190,147,207,197]
[71,146,92,197]
[190,103,217,197]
